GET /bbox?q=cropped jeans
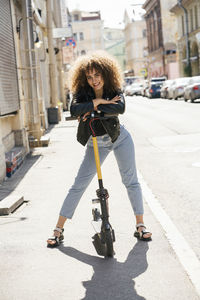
[60,125,144,219]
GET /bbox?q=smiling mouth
[93,83,100,87]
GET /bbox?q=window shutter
[0,0,20,116]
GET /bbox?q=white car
[124,84,133,96]
[168,77,191,100]
[160,80,174,98]
[184,76,200,102]
[128,82,144,96]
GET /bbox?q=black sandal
[47,227,64,248]
[134,223,152,241]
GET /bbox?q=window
[194,5,198,29]
[143,29,147,38]
[181,15,185,36]
[190,9,193,32]
[73,33,77,41]
[81,50,86,55]
[79,32,84,41]
[165,50,176,55]
[107,32,112,39]
[73,14,79,21]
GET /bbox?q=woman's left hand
[82,112,91,122]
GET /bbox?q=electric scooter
[89,112,115,257]
[65,112,115,257]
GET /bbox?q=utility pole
[178,0,192,76]
[46,0,58,111]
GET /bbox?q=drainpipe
[178,0,192,76]
[22,0,42,140]
[46,0,58,108]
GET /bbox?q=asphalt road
[121,96,200,260]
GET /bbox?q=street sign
[139,68,147,77]
[65,38,76,48]
[53,27,72,39]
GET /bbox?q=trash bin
[48,107,59,124]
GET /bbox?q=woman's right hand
[92,96,120,110]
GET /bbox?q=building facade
[70,10,104,56]
[143,0,179,79]
[170,0,200,77]
[104,28,126,71]
[0,0,67,182]
[123,6,148,77]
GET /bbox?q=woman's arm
[97,93,125,115]
[70,92,125,117]
[70,95,94,117]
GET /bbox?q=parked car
[124,76,144,86]
[160,79,174,98]
[150,77,166,84]
[141,80,149,97]
[128,82,144,96]
[148,81,164,98]
[168,77,191,100]
[184,76,200,102]
[167,80,176,99]
[124,84,133,96]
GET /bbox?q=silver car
[160,80,174,98]
[172,77,191,100]
[141,80,149,97]
[168,77,191,100]
[129,82,143,96]
[124,84,133,96]
[184,76,200,103]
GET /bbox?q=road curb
[0,194,24,215]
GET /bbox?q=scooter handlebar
[65,113,118,122]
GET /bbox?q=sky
[66,0,146,28]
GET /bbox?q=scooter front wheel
[104,229,114,257]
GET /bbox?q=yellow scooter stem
[92,136,102,181]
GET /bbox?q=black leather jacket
[70,87,125,146]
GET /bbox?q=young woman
[47,51,152,247]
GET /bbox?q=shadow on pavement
[0,153,41,201]
[0,216,27,226]
[59,241,149,300]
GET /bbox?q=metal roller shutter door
[0,0,19,116]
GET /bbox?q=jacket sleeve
[70,95,94,117]
[97,92,125,115]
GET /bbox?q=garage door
[0,0,20,116]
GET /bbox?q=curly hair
[68,51,123,94]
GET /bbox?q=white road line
[139,172,200,297]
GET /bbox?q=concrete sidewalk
[0,114,199,300]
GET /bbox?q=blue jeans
[60,125,144,218]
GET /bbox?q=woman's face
[86,68,104,94]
